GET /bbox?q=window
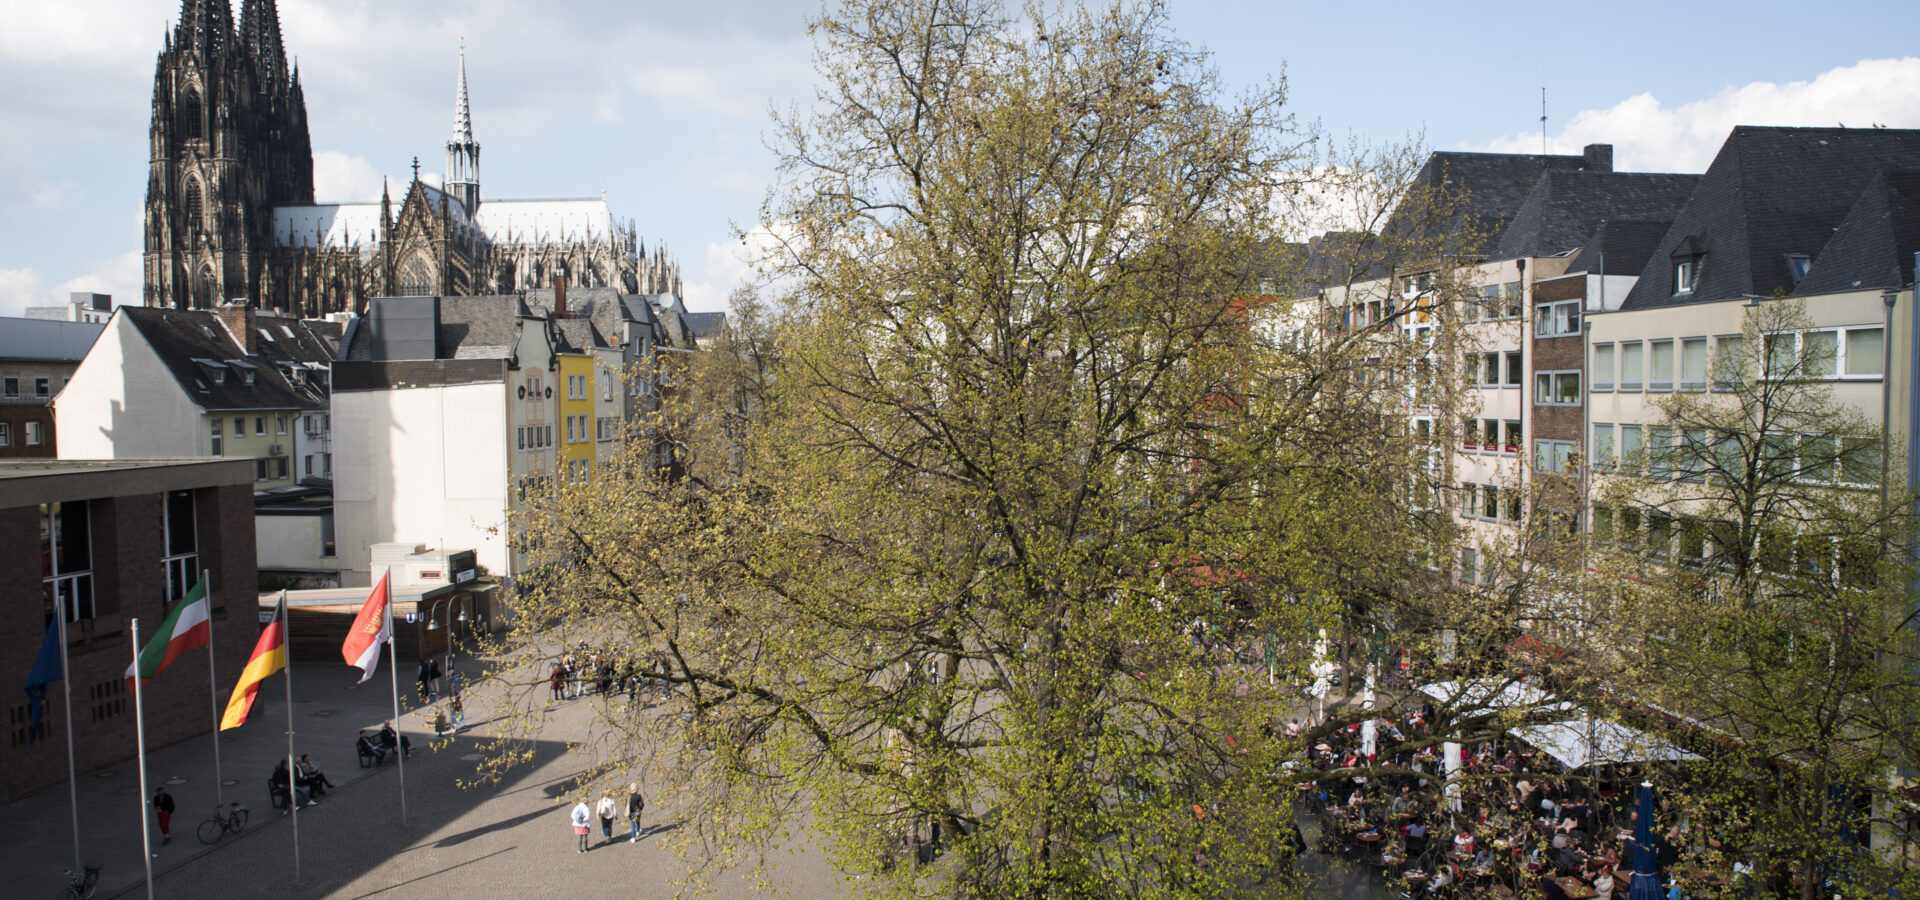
[1619,342,1644,391]
[1504,419,1521,453]
[1503,283,1523,318]
[1647,426,1673,478]
[255,416,266,436]
[3,377,17,397]
[320,512,336,558]
[22,421,42,446]
[1535,300,1581,337]
[1464,353,1479,385]
[1621,425,1643,472]
[1592,344,1614,391]
[90,679,127,724]
[1648,340,1674,391]
[1714,335,1744,390]
[1504,351,1523,387]
[1847,328,1885,376]
[1460,547,1479,585]
[323,453,331,475]
[210,419,222,455]
[566,417,576,443]
[1460,483,1478,518]
[1679,429,1711,482]
[0,423,9,446]
[1679,338,1708,391]
[162,490,197,604]
[1483,484,1501,520]
[1592,504,1614,542]
[517,427,526,451]
[1785,253,1811,285]
[304,455,313,476]
[1534,439,1576,475]
[1593,423,1614,468]
[276,415,287,435]
[34,377,48,396]
[274,457,288,479]
[399,256,435,297]
[234,417,246,439]
[41,501,94,622]
[255,459,270,481]
[1646,511,1674,559]
[1674,259,1697,295]
[1480,352,1500,387]
[1535,371,1580,405]
[1841,436,1882,487]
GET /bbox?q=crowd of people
[1295,698,1720,900]
[549,643,674,705]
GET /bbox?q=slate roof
[1564,219,1681,277]
[1620,126,1920,311]
[0,318,103,362]
[550,318,609,354]
[1792,169,1920,296]
[682,311,727,341]
[1493,171,1700,261]
[119,307,330,412]
[1384,148,1610,250]
[434,296,524,360]
[521,286,631,344]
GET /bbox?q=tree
[473,2,1510,896]
[1594,299,1920,899]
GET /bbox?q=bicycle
[196,801,249,845]
[58,863,100,899]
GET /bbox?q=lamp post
[424,597,469,699]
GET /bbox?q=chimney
[552,273,568,319]
[215,302,257,355]
[1583,143,1614,173]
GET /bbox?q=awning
[1509,717,1700,769]
[1418,679,1570,715]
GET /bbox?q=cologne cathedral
[144,0,681,316]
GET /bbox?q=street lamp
[425,597,461,699]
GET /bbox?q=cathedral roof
[275,202,383,249]
[475,198,619,244]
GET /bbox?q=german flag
[221,592,287,730]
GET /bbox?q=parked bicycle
[57,863,100,899]
[196,801,249,845]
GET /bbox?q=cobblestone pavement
[0,654,1395,899]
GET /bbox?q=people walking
[596,792,618,844]
[627,783,646,842]
[570,799,593,852]
[152,785,175,845]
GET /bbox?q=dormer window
[212,369,226,384]
[1674,260,1697,295]
[241,371,255,385]
[1785,254,1811,285]
[1671,236,1705,297]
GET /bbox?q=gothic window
[181,89,203,142]
[182,178,204,237]
[399,255,435,297]
[192,264,216,308]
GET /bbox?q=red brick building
[0,459,256,803]
[0,316,104,459]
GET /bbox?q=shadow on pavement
[342,846,516,900]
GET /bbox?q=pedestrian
[550,663,566,702]
[449,695,465,729]
[596,792,618,844]
[626,783,645,842]
[417,660,432,702]
[152,785,175,845]
[428,657,443,698]
[570,799,592,853]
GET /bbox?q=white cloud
[313,151,385,202]
[1473,58,1920,172]
[682,223,793,312]
[0,266,46,317]
[0,250,142,317]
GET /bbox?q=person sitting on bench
[357,730,387,765]
[379,721,412,759]
[272,760,316,808]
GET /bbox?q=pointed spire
[451,40,475,146]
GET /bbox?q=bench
[357,742,387,768]
[269,785,291,810]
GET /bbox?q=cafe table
[1554,876,1599,899]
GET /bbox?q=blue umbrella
[1629,781,1664,900]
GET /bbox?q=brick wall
[0,481,257,803]
[1530,276,1588,444]
[0,404,55,458]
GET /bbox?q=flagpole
[131,619,156,900]
[203,569,223,809]
[386,566,407,825]
[283,590,300,883]
[55,592,80,874]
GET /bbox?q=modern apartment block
[0,316,105,458]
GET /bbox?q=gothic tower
[144,0,313,310]
[446,46,481,215]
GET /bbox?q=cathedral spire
[445,40,482,214]
[238,0,288,88]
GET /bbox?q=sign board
[259,610,275,624]
[454,569,477,584]
[405,612,416,623]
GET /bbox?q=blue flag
[23,620,62,744]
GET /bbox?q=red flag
[342,573,392,683]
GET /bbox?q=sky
[2,0,1917,317]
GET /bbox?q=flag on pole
[220,595,287,730]
[22,618,62,743]
[342,573,392,683]
[125,581,211,686]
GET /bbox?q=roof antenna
[1540,87,1548,157]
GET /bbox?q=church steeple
[445,42,481,214]
[238,0,289,90]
